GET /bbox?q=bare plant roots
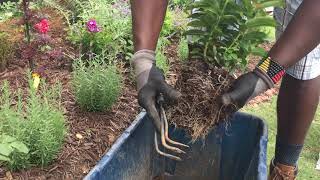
[168,60,236,141]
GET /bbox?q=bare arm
[131,0,168,52]
[269,0,320,68]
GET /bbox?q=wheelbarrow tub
[85,112,268,180]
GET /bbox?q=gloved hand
[221,69,275,109]
[132,50,181,132]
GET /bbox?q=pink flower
[87,19,101,33]
[34,19,50,34]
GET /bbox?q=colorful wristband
[256,57,285,84]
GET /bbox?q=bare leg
[277,75,320,144]
[131,0,168,52]
[275,74,320,166]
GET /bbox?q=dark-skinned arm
[130,0,181,132]
[222,0,320,108]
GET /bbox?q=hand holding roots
[154,95,189,161]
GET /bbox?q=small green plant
[178,37,189,61]
[186,0,283,72]
[0,75,66,170]
[156,37,170,74]
[170,0,192,8]
[156,51,169,75]
[0,1,21,22]
[54,0,133,61]
[0,134,29,164]
[0,33,14,72]
[72,55,122,112]
[161,8,175,37]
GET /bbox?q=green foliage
[156,38,170,74]
[0,134,29,163]
[178,37,189,61]
[0,33,14,72]
[156,51,169,75]
[170,0,192,8]
[72,55,122,112]
[172,7,189,34]
[161,8,175,37]
[44,0,132,61]
[186,0,283,72]
[0,76,66,170]
[0,1,21,22]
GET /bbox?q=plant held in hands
[186,0,283,71]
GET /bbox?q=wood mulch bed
[0,8,139,180]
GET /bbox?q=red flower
[34,19,49,34]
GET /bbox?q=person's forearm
[131,0,168,52]
[268,0,320,68]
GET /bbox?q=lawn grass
[243,97,320,179]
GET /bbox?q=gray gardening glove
[221,69,274,109]
[132,50,181,132]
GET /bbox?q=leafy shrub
[170,0,192,8]
[0,1,21,22]
[186,0,283,72]
[161,8,175,36]
[172,7,189,34]
[0,33,14,72]
[0,76,66,170]
[72,56,122,112]
[178,37,189,61]
[156,51,169,75]
[156,38,170,74]
[47,0,132,61]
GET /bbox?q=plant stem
[22,0,31,44]
[22,0,34,70]
[224,31,242,55]
[204,0,230,60]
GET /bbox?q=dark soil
[167,59,235,140]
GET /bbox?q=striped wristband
[256,57,285,84]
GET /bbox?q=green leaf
[1,135,16,143]
[0,154,10,162]
[243,31,267,40]
[188,20,205,28]
[184,29,204,36]
[245,17,276,28]
[0,144,14,156]
[251,47,267,57]
[255,0,284,9]
[11,142,29,154]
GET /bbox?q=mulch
[164,40,235,140]
[0,8,139,180]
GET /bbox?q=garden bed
[0,2,278,179]
[0,8,139,179]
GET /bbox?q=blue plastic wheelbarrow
[85,112,268,180]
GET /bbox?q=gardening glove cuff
[222,57,285,108]
[131,49,156,91]
[131,49,181,132]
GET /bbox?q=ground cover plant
[72,55,122,112]
[0,74,66,170]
